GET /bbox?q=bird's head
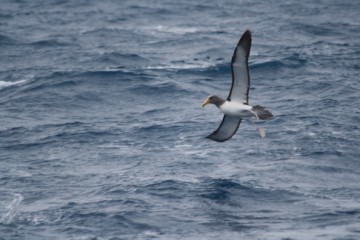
[202,95,225,108]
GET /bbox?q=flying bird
[202,30,273,142]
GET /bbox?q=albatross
[202,30,273,142]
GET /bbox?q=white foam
[145,62,213,71]
[152,25,199,34]
[145,64,198,70]
[1,194,23,224]
[0,80,27,90]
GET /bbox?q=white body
[219,101,254,118]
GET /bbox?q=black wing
[206,115,242,142]
[228,30,252,104]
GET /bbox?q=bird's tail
[252,105,273,120]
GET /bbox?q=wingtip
[234,29,252,61]
[235,29,252,51]
[244,29,252,36]
[241,29,252,41]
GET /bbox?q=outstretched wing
[206,115,242,142]
[228,30,252,104]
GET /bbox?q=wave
[95,52,148,66]
[10,69,142,94]
[145,61,230,77]
[0,34,17,45]
[143,25,213,35]
[1,34,72,48]
[145,53,306,79]
[145,63,207,71]
[0,80,28,91]
[128,80,194,98]
[0,121,120,151]
[199,178,302,204]
[142,180,192,197]
[29,39,73,48]
[251,54,307,71]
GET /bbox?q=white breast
[219,101,254,118]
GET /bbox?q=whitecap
[149,25,200,35]
[0,80,27,90]
[145,62,214,71]
[1,194,23,225]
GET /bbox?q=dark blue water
[1,0,359,239]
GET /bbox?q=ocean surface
[1,0,359,239]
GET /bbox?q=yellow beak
[202,98,210,107]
